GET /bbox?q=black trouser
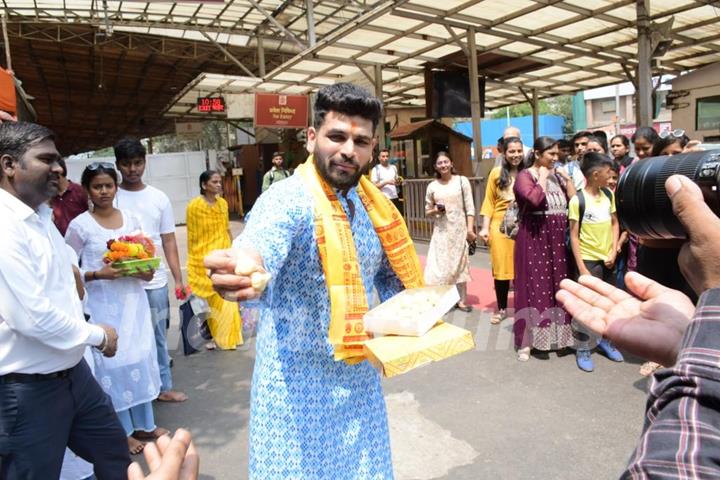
[0,359,130,479]
[390,197,403,215]
[494,279,510,310]
[573,260,614,350]
[582,260,615,283]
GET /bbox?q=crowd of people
[1,82,719,480]
[423,124,703,374]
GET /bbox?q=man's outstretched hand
[556,272,695,367]
[204,247,265,301]
[127,429,199,480]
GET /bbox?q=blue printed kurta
[235,175,404,479]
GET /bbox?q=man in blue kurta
[205,83,417,479]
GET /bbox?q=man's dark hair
[557,139,572,150]
[313,83,382,132]
[379,148,389,154]
[113,137,146,164]
[572,131,592,143]
[57,157,68,177]
[0,121,55,166]
[580,152,614,178]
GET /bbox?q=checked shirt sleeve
[622,288,720,479]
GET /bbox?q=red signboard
[197,96,226,113]
[254,93,309,129]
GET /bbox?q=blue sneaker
[576,349,594,372]
[597,339,624,362]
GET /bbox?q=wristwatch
[94,331,108,353]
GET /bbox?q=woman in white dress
[65,162,165,456]
[424,152,476,311]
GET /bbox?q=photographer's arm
[622,289,720,478]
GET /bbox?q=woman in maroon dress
[513,137,576,361]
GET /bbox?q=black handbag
[179,295,213,356]
[460,176,477,256]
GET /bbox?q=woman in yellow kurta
[479,137,526,325]
[186,170,242,350]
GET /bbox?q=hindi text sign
[254,93,308,129]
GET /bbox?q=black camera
[616,150,720,240]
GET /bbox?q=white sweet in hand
[234,252,271,292]
[250,271,271,292]
[235,254,258,276]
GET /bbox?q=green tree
[490,95,574,134]
[152,120,231,153]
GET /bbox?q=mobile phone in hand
[436,203,445,212]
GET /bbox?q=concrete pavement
[151,219,649,479]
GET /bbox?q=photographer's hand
[557,273,694,367]
[127,429,199,480]
[666,175,720,294]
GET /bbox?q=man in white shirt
[0,121,127,478]
[562,131,591,190]
[113,138,188,403]
[370,149,402,212]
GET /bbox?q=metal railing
[402,176,486,242]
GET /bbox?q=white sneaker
[517,347,530,362]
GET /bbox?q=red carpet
[418,256,513,310]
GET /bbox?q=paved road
[150,220,649,479]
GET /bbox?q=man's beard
[314,150,363,190]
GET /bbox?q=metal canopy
[166,0,720,116]
[1,1,719,151]
[0,0,375,152]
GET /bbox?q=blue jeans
[146,286,173,392]
[615,247,627,291]
[0,360,129,479]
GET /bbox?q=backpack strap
[601,187,613,201]
[577,190,586,234]
[577,188,612,233]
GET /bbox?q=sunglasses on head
[659,129,685,139]
[86,162,115,171]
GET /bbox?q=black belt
[0,367,73,384]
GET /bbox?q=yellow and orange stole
[296,157,424,363]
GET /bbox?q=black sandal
[455,303,473,313]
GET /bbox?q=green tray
[113,257,160,275]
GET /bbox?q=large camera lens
[616,150,720,240]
